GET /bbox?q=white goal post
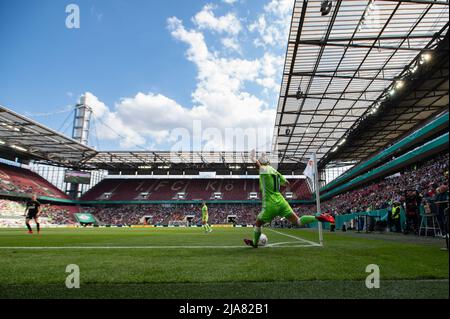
[168,220,189,227]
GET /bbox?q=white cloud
[221,37,241,53]
[84,1,292,152]
[193,4,242,35]
[222,0,238,4]
[85,92,147,148]
[264,0,295,17]
[249,0,294,47]
[256,53,285,91]
[168,17,209,63]
[86,86,274,152]
[168,17,261,92]
[167,18,275,150]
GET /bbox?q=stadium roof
[321,30,449,167]
[0,105,300,172]
[273,0,449,166]
[86,151,255,168]
[0,105,97,167]
[82,151,302,173]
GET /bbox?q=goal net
[168,220,188,227]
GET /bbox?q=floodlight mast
[67,93,92,198]
[72,94,92,145]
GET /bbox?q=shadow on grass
[1,280,448,299]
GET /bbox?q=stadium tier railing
[321,112,449,194]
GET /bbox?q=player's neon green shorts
[202,215,208,223]
[257,199,294,223]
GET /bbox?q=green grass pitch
[0,227,448,299]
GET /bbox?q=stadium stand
[80,203,313,226]
[80,178,311,201]
[0,152,447,229]
[0,163,69,199]
[0,198,77,227]
[321,112,449,194]
[75,153,448,227]
[317,153,449,223]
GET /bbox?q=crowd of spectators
[83,206,148,225]
[0,164,67,199]
[81,203,322,226]
[314,153,449,235]
[81,203,319,227]
[0,199,76,226]
[82,204,263,226]
[315,153,448,214]
[38,205,76,225]
[0,180,35,195]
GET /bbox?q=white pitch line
[266,228,322,247]
[0,245,247,250]
[0,229,321,250]
[266,241,293,247]
[265,241,313,247]
[0,242,317,250]
[0,245,322,249]
[269,245,323,248]
[0,245,296,250]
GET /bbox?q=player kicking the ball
[244,150,334,248]
[201,202,212,233]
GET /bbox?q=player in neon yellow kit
[244,150,334,248]
[201,202,212,233]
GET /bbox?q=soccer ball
[258,234,268,246]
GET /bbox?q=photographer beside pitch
[244,150,334,248]
[25,194,41,234]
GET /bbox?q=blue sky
[0,0,294,152]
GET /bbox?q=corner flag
[303,153,323,245]
[303,155,315,191]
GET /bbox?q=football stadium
[0,0,449,301]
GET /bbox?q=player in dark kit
[25,195,41,234]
